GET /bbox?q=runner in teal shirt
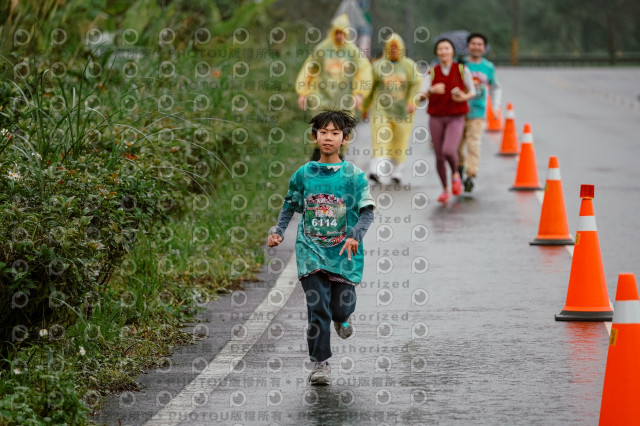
[458,33,503,192]
[465,56,501,119]
[268,110,375,385]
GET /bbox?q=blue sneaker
[334,316,353,339]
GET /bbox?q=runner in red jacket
[419,38,475,204]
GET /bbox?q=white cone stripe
[577,215,597,231]
[546,168,561,180]
[612,300,640,324]
[505,110,515,119]
[522,133,533,142]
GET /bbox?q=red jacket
[427,62,469,116]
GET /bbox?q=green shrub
[0,0,307,423]
[0,348,89,424]
[0,59,167,344]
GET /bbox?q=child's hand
[268,234,282,247]
[339,237,358,260]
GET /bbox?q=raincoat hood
[383,33,406,61]
[330,13,351,45]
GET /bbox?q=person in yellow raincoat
[296,14,373,160]
[362,33,423,183]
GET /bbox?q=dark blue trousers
[300,271,357,362]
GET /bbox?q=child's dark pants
[300,271,357,362]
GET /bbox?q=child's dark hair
[467,32,488,46]
[309,110,357,138]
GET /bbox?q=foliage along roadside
[0,0,312,423]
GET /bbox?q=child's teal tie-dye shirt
[283,161,375,284]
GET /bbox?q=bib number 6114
[312,218,338,227]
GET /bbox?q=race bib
[473,76,484,100]
[303,193,347,247]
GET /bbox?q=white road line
[533,189,611,333]
[143,252,299,426]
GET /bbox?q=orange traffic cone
[530,156,574,245]
[599,273,640,425]
[486,94,502,132]
[555,184,613,321]
[497,102,518,155]
[510,124,542,190]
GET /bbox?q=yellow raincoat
[363,33,423,165]
[295,14,373,112]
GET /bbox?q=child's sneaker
[308,362,331,385]
[452,176,462,195]
[334,317,353,339]
[437,191,450,204]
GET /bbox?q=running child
[268,110,375,385]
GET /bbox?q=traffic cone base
[530,237,574,246]
[555,309,613,322]
[510,185,543,191]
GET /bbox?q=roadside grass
[0,5,311,423]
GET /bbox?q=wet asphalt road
[94,67,640,425]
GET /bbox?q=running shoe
[464,176,475,193]
[308,363,331,385]
[334,317,353,339]
[437,191,450,204]
[391,162,404,184]
[452,176,462,195]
